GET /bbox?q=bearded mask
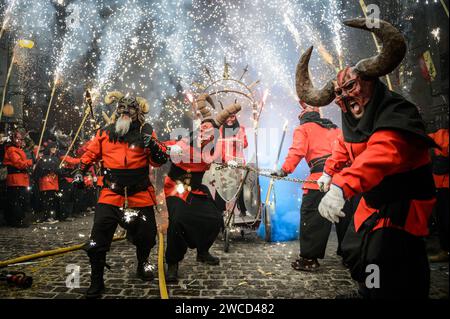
[295,18,406,119]
[104,91,150,125]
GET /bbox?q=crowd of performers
[0,18,448,300]
[0,128,99,227]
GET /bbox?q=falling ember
[185,91,194,103]
[262,89,270,105]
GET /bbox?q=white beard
[115,115,132,137]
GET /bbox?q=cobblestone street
[0,215,448,299]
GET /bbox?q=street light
[0,39,34,122]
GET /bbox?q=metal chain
[214,163,317,184]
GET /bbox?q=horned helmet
[104,91,150,125]
[194,93,242,145]
[295,18,407,119]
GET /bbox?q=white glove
[227,160,238,169]
[318,184,346,223]
[167,144,183,156]
[317,172,332,192]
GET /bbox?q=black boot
[166,263,178,283]
[136,261,155,281]
[197,251,220,265]
[86,255,106,299]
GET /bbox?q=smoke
[55,0,102,84]
[94,0,144,93]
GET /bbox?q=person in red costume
[164,94,241,283]
[2,129,33,227]
[76,91,169,299]
[272,101,340,271]
[297,18,437,299]
[427,127,449,262]
[215,113,249,216]
[34,141,61,223]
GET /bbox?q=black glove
[143,134,168,165]
[271,169,287,177]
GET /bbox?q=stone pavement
[0,215,448,299]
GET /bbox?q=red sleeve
[6,148,32,169]
[240,127,248,149]
[324,133,351,176]
[80,131,103,167]
[62,155,80,166]
[281,126,307,174]
[333,130,432,199]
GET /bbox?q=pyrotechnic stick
[264,120,288,212]
[203,67,214,83]
[239,65,249,81]
[0,51,15,122]
[440,0,449,17]
[59,106,90,168]
[358,0,393,90]
[36,77,59,158]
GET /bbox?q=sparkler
[0,0,18,41]
[59,91,92,169]
[35,75,59,159]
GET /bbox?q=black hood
[299,111,338,129]
[342,79,436,147]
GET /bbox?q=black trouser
[363,228,430,299]
[6,186,31,226]
[214,188,246,214]
[435,188,449,251]
[86,203,157,264]
[59,179,74,219]
[72,187,85,216]
[336,194,362,256]
[166,195,223,264]
[299,190,331,260]
[39,190,59,220]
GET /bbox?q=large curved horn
[196,93,215,118]
[214,103,241,127]
[296,46,335,107]
[344,18,406,78]
[136,97,149,113]
[104,91,124,105]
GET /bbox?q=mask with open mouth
[295,18,407,121]
[334,67,374,119]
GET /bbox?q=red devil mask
[334,67,374,119]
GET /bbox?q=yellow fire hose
[0,232,169,299]
[0,236,126,268]
[157,232,169,299]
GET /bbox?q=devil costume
[214,118,248,215]
[277,106,340,271]
[297,18,437,299]
[164,95,241,282]
[33,141,61,222]
[78,92,168,299]
[2,130,33,227]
